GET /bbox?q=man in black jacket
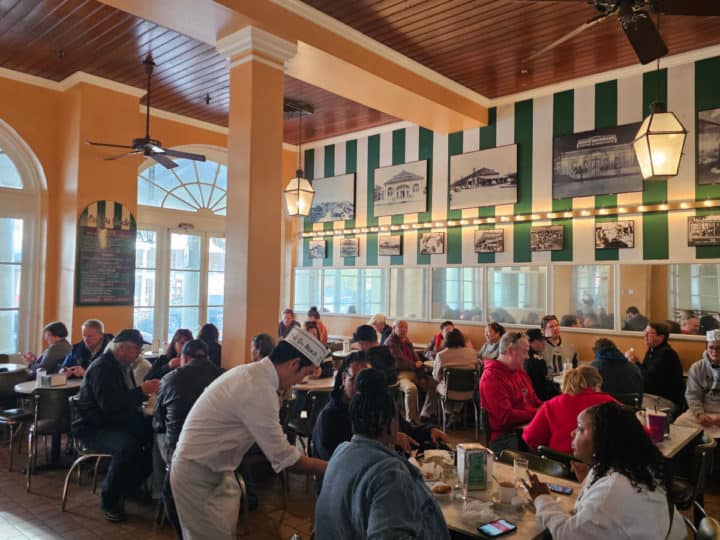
[153,339,223,537]
[627,321,684,413]
[72,329,161,522]
[59,318,114,377]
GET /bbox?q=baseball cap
[526,328,543,342]
[284,327,327,366]
[113,329,146,347]
[353,324,378,343]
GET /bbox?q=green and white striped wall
[301,54,720,268]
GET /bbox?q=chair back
[287,392,323,438]
[697,517,720,540]
[441,367,479,401]
[611,392,642,409]
[0,369,30,403]
[478,407,490,446]
[31,387,75,435]
[690,438,717,502]
[498,449,570,479]
[0,353,9,363]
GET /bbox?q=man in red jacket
[480,331,541,453]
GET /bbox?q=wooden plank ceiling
[301,0,720,98]
[0,0,719,141]
[0,0,397,144]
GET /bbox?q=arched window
[134,147,227,347]
[0,120,44,354]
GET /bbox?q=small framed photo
[530,225,564,251]
[379,235,402,256]
[308,239,326,259]
[474,229,505,253]
[419,232,445,255]
[339,237,359,257]
[595,220,634,249]
[688,216,720,246]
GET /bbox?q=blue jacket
[61,333,114,371]
[315,435,449,540]
[592,346,644,398]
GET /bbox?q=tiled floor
[0,428,717,539]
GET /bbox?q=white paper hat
[284,327,327,366]
[707,330,720,342]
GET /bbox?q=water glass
[513,457,529,486]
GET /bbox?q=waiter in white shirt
[170,327,328,539]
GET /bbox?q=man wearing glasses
[674,330,720,438]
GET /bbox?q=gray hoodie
[685,351,720,417]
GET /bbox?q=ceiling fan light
[284,170,315,217]
[150,145,165,153]
[633,102,687,180]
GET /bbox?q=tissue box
[39,373,67,387]
[457,443,490,491]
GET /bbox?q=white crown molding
[490,43,720,107]
[269,0,491,108]
[216,25,297,64]
[145,107,229,135]
[0,67,59,91]
[283,143,298,152]
[59,71,146,97]
[229,53,285,72]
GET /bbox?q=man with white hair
[368,313,392,345]
[170,327,328,539]
[60,318,114,377]
[674,330,720,438]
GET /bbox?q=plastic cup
[513,457,529,485]
[646,409,667,443]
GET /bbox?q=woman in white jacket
[524,402,687,540]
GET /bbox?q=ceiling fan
[523,0,720,66]
[87,53,206,169]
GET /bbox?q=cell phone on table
[477,519,517,538]
[547,482,573,495]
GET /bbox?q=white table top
[14,378,83,394]
[331,350,354,358]
[292,376,335,393]
[656,423,703,459]
[0,363,27,373]
[436,461,578,539]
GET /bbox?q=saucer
[491,494,526,513]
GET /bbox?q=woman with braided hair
[524,402,687,540]
[315,368,449,540]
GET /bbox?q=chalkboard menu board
[75,200,136,306]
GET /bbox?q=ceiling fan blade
[151,152,178,169]
[622,11,668,65]
[653,0,720,16]
[104,150,143,161]
[163,149,207,162]
[87,141,135,150]
[523,12,611,63]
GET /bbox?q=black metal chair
[26,386,76,491]
[497,449,570,479]
[611,392,643,409]
[670,438,717,527]
[438,367,480,439]
[684,502,720,540]
[286,391,324,456]
[60,395,112,510]
[0,369,32,471]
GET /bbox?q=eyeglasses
[708,345,720,351]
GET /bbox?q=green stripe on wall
[514,100,533,262]
[642,69,669,260]
[447,131,463,264]
[391,129,406,264]
[695,56,720,259]
[594,80,619,261]
[366,135,380,265]
[478,108,497,264]
[417,128,434,264]
[552,90,574,261]
[344,140,358,266]
[302,148,315,266]
[321,146,334,265]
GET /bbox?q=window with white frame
[431,267,483,320]
[0,132,43,354]
[135,151,226,347]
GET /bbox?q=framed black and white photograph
[378,235,402,256]
[449,145,517,210]
[474,229,505,253]
[310,173,356,222]
[530,225,564,251]
[552,123,643,199]
[419,232,445,255]
[308,239,326,259]
[688,216,720,246]
[339,237,359,257]
[373,160,428,217]
[595,220,635,249]
[698,107,720,185]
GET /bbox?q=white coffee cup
[498,481,517,504]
